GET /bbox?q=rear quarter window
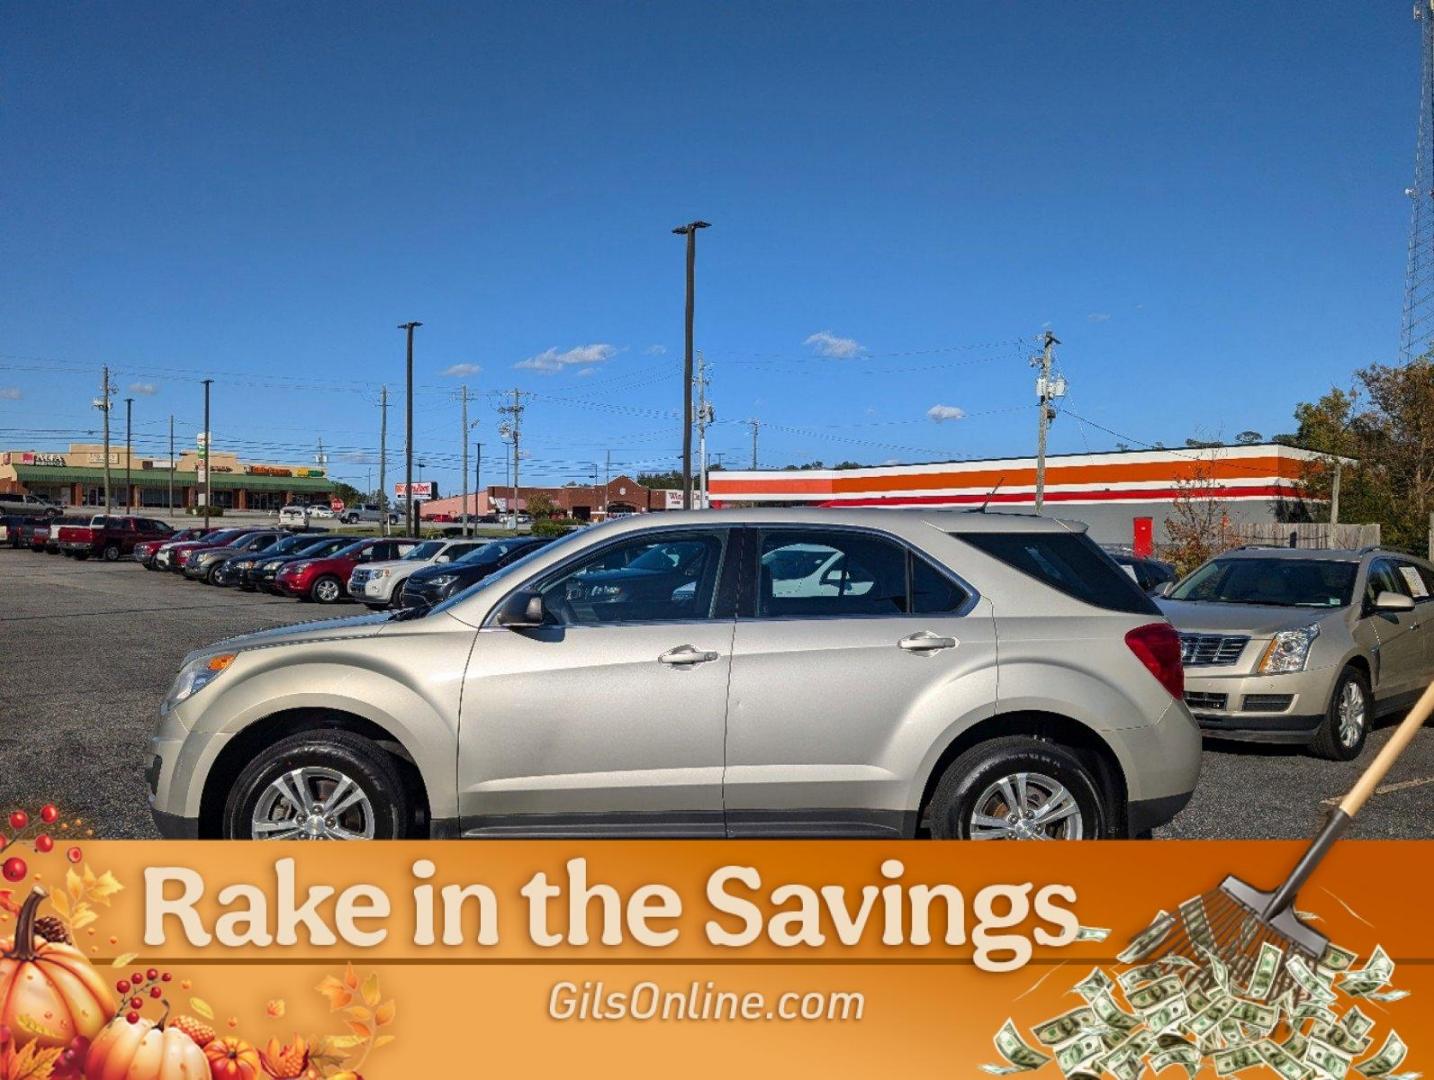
[955,531,1159,616]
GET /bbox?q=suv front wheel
[222,730,412,840]
[926,736,1108,840]
[1309,666,1370,762]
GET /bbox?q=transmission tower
[1401,0,1434,361]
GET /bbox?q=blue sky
[0,1,1421,495]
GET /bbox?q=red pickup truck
[59,516,174,561]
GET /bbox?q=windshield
[457,538,532,566]
[331,539,374,559]
[1170,557,1358,608]
[404,541,446,560]
[266,534,318,556]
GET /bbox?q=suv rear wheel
[221,730,411,840]
[926,736,1108,840]
[101,542,121,561]
[311,575,343,604]
[1309,666,1370,761]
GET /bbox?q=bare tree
[1160,450,1241,575]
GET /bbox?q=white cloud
[516,343,618,373]
[0,387,21,401]
[442,363,482,377]
[575,367,599,377]
[128,382,158,395]
[927,404,966,423]
[804,330,864,359]
[644,344,667,356]
[1087,312,1111,323]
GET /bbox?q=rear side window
[957,531,1158,616]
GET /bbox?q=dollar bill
[1074,967,1114,1002]
[986,1019,1053,1074]
[1284,1031,1310,1059]
[1119,963,1169,992]
[1312,1021,1373,1057]
[1355,1032,1408,1078]
[1340,947,1394,997]
[1260,1039,1313,1080]
[1199,945,1232,993]
[1146,996,1191,1034]
[1307,1037,1354,1080]
[1056,1033,1107,1075]
[1227,999,1278,1033]
[1295,1001,1339,1028]
[1091,991,1141,1034]
[1319,943,1358,973]
[1214,1044,1264,1076]
[1246,941,1284,1001]
[1075,925,1112,942]
[1362,989,1409,1003]
[1342,1007,1375,1040]
[1128,975,1185,1014]
[1186,985,1212,1014]
[1151,1044,1200,1078]
[1187,997,1236,1039]
[1118,911,1176,965]
[1288,955,1339,1005]
[1033,1006,1099,1047]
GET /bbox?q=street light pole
[201,379,213,530]
[398,321,422,536]
[672,220,710,510]
[124,397,133,512]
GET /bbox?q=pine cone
[33,915,70,944]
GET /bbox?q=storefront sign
[396,481,434,499]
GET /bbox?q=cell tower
[1400,0,1434,361]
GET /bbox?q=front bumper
[350,574,396,605]
[59,542,93,556]
[1182,666,1333,745]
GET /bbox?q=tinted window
[459,539,535,566]
[959,531,1159,616]
[1366,560,1411,604]
[911,554,968,614]
[758,531,907,617]
[539,532,725,625]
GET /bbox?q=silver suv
[1158,546,1434,760]
[146,509,1201,841]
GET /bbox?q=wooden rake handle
[1339,677,1434,817]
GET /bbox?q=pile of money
[982,903,1415,1080]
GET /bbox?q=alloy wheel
[968,771,1084,840]
[314,578,340,602]
[1337,681,1366,749]
[251,767,374,840]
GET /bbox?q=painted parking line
[1322,775,1434,806]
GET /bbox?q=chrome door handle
[898,631,957,653]
[659,644,720,665]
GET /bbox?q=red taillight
[1124,622,1184,700]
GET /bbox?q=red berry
[129,997,143,1010]
[146,968,158,981]
[161,972,172,982]
[125,1012,139,1024]
[65,846,82,864]
[34,835,53,853]
[8,812,27,831]
[149,986,162,999]
[39,805,58,824]
[2,857,27,883]
[116,980,130,994]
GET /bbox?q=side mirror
[1156,581,1176,598]
[1374,590,1415,613]
[496,591,546,629]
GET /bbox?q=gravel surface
[0,546,1429,839]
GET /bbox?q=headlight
[427,574,459,588]
[371,568,391,579]
[162,653,237,713]
[287,561,312,573]
[1258,625,1320,674]
[234,559,255,570]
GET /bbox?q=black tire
[221,730,412,840]
[101,542,121,562]
[926,735,1110,840]
[1309,666,1371,762]
[311,575,343,604]
[206,563,225,585]
[143,561,158,571]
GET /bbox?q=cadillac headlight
[1258,625,1320,674]
[427,573,459,589]
[162,653,237,713]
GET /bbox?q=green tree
[329,480,364,507]
[526,492,560,520]
[637,470,684,489]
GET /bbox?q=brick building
[420,475,681,522]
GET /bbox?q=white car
[764,543,874,597]
[347,538,489,607]
[308,505,335,519]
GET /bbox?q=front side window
[1365,560,1411,606]
[757,531,908,617]
[538,531,726,626]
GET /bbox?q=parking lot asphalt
[0,546,1430,840]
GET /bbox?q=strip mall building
[708,444,1325,552]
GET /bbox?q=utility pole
[168,414,175,515]
[694,351,713,509]
[457,384,477,537]
[97,367,113,511]
[124,397,134,512]
[474,442,482,525]
[201,379,213,530]
[398,321,422,536]
[378,386,390,537]
[672,220,711,509]
[1032,329,1062,513]
[496,389,527,531]
[604,449,611,519]
[1329,459,1343,527]
[746,418,761,470]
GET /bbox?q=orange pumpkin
[0,888,114,1049]
[204,1036,262,1080]
[84,1015,208,1080]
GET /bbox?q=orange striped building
[708,443,1330,552]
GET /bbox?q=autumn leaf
[360,972,381,1008]
[342,1006,371,1025]
[46,892,69,920]
[189,997,215,1020]
[2,1041,64,1080]
[373,1000,395,1027]
[320,1035,365,1053]
[342,963,359,990]
[344,1020,372,1040]
[86,869,124,905]
[373,1034,396,1050]
[65,869,83,905]
[265,999,286,1019]
[110,952,138,968]
[315,975,353,1011]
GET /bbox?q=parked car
[18,519,53,552]
[159,528,255,572]
[248,534,366,593]
[0,515,48,548]
[146,510,1202,841]
[183,531,289,584]
[338,504,400,526]
[1157,545,1434,760]
[398,535,552,609]
[213,532,341,589]
[45,515,100,554]
[348,538,488,608]
[59,516,173,561]
[274,537,421,603]
[278,504,336,526]
[135,528,208,570]
[1102,548,1178,596]
[0,492,63,517]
